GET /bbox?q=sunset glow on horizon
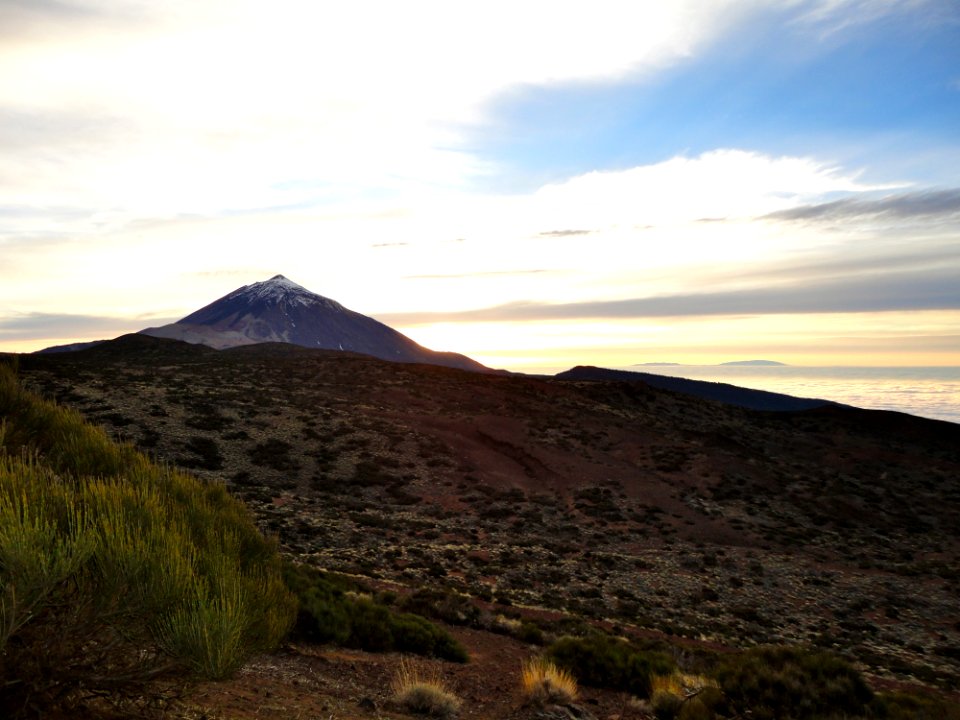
[2,1,958,370]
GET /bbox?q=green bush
[399,585,482,627]
[873,689,960,720]
[516,619,546,645]
[0,364,296,716]
[652,689,685,720]
[546,633,674,698]
[715,645,874,720]
[391,611,469,662]
[284,562,468,663]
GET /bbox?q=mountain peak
[265,273,299,287]
[225,274,332,310]
[139,275,491,372]
[246,274,309,294]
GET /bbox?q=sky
[1,0,958,372]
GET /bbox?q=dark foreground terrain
[15,335,960,699]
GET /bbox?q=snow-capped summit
[220,275,331,309]
[182,274,346,323]
[239,274,309,299]
[140,275,488,372]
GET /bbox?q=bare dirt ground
[185,627,663,720]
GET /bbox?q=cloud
[0,0,107,42]
[0,2,764,217]
[524,149,883,231]
[0,312,169,341]
[187,269,267,279]
[809,334,960,352]
[763,188,960,223]
[729,245,960,285]
[539,230,593,237]
[788,0,950,39]
[378,267,960,324]
[404,270,553,280]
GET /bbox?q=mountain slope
[557,365,833,411]
[140,275,489,372]
[15,340,960,691]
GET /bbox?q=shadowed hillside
[557,365,834,411]
[12,336,960,697]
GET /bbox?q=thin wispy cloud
[405,270,554,280]
[790,0,931,39]
[379,268,960,324]
[0,312,172,341]
[764,189,960,223]
[539,230,593,237]
[722,246,960,285]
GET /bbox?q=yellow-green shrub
[0,364,296,716]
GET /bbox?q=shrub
[678,697,717,720]
[652,689,685,720]
[521,656,578,705]
[874,689,960,720]
[180,435,224,470]
[392,611,469,663]
[715,645,873,720]
[400,586,482,627]
[0,364,296,716]
[248,438,299,473]
[391,659,461,718]
[546,633,673,698]
[650,673,720,720]
[284,562,468,662]
[517,619,546,645]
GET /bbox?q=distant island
[720,360,787,366]
[633,360,786,367]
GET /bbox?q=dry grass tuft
[651,671,718,698]
[520,656,578,706]
[391,658,461,718]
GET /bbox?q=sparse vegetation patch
[284,562,468,662]
[546,633,674,698]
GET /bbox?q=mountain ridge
[557,365,833,412]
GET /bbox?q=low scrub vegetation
[0,363,296,717]
[545,632,674,698]
[715,645,874,719]
[284,562,468,662]
[650,672,723,720]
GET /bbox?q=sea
[627,365,960,425]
